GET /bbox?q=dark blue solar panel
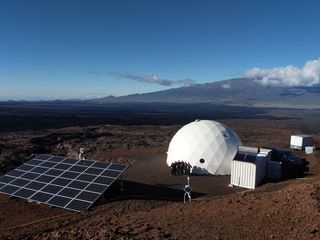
[35,175,55,183]
[76,191,100,202]
[62,158,78,165]
[13,188,36,198]
[101,169,121,178]
[10,178,30,187]
[53,163,72,170]
[41,184,63,194]
[49,156,65,163]
[48,195,72,207]
[21,172,40,180]
[40,161,57,168]
[45,169,63,177]
[26,159,43,166]
[108,163,127,171]
[34,154,51,160]
[60,171,80,179]
[77,160,95,167]
[76,174,96,182]
[92,161,110,169]
[30,166,49,174]
[7,169,26,177]
[25,181,46,190]
[69,165,87,173]
[68,180,89,190]
[30,192,54,202]
[94,176,113,185]
[58,188,80,198]
[0,154,128,212]
[84,167,104,175]
[0,185,20,194]
[0,175,16,184]
[85,183,108,194]
[17,164,34,171]
[51,178,72,186]
[66,199,92,212]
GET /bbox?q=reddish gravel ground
[0,119,319,239]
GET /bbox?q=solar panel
[25,181,46,190]
[31,166,49,174]
[31,192,54,202]
[0,154,128,212]
[66,199,92,212]
[1,185,19,194]
[85,167,104,175]
[34,154,51,160]
[85,183,109,194]
[17,164,34,171]
[0,175,15,183]
[21,172,40,180]
[58,187,79,198]
[7,169,25,177]
[11,178,29,187]
[53,163,72,170]
[13,188,36,198]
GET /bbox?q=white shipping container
[290,135,314,150]
[230,154,267,189]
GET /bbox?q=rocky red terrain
[0,118,319,239]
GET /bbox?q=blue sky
[1,0,320,100]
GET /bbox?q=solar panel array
[0,154,127,212]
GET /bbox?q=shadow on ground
[100,180,204,203]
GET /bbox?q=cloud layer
[110,71,195,87]
[244,59,320,87]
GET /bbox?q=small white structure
[230,147,270,189]
[167,120,241,175]
[305,146,315,154]
[290,135,314,150]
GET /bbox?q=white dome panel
[167,120,242,175]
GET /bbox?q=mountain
[91,78,320,109]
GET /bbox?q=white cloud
[244,58,320,87]
[176,78,196,86]
[110,71,196,87]
[222,83,231,89]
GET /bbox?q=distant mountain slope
[91,78,320,108]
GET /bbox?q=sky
[1,0,320,100]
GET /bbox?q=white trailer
[290,135,314,150]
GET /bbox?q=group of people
[170,161,192,176]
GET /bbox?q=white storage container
[230,153,267,189]
[290,135,314,150]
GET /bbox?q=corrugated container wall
[230,154,267,189]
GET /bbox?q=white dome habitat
[167,120,242,175]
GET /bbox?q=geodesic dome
[167,120,242,175]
